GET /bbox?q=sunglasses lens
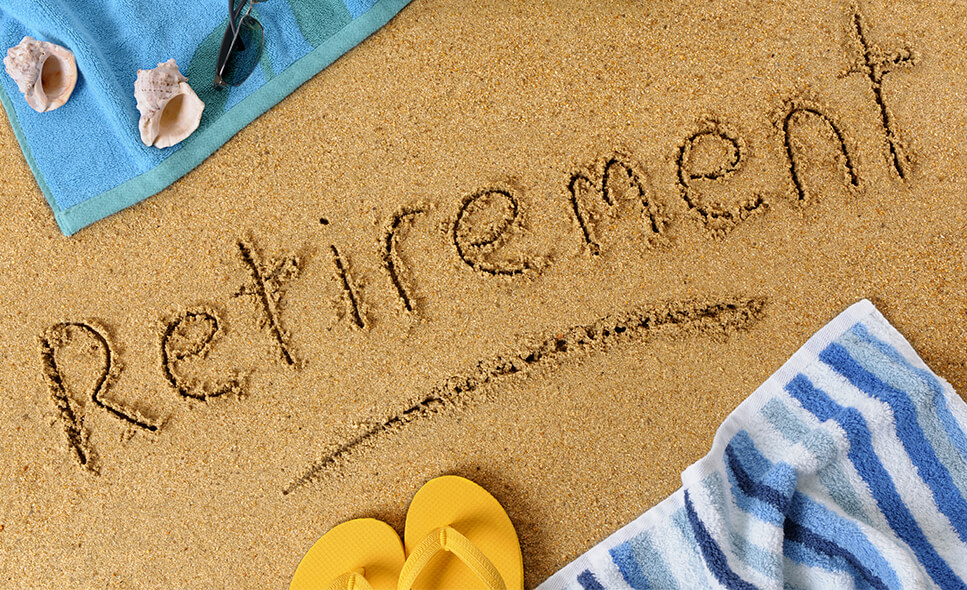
[221,15,263,86]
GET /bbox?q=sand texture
[1,0,966,587]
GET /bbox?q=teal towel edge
[0,0,412,236]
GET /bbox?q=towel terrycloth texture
[537,300,967,590]
[0,0,411,235]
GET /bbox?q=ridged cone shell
[3,36,77,113]
[134,59,205,149]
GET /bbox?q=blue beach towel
[0,0,411,235]
[538,300,967,590]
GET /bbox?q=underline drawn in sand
[845,4,916,180]
[39,322,161,472]
[282,297,767,495]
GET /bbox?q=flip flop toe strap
[327,571,374,590]
[398,526,506,590]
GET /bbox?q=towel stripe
[609,544,651,590]
[627,532,680,590]
[850,324,967,471]
[852,323,967,458]
[684,490,761,590]
[578,570,606,590]
[786,493,897,590]
[784,520,888,590]
[721,441,785,526]
[782,537,856,580]
[842,327,967,507]
[702,475,783,580]
[780,551,852,590]
[725,434,794,513]
[725,431,899,589]
[760,397,870,523]
[786,373,967,590]
[820,342,967,543]
[670,508,715,588]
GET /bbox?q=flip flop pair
[290,476,523,590]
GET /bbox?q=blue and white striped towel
[537,300,967,590]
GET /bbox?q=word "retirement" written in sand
[37,5,915,476]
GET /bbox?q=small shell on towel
[134,59,205,149]
[3,36,77,113]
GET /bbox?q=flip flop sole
[403,475,523,590]
[290,518,405,590]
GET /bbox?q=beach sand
[1,0,965,587]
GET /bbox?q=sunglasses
[213,0,266,90]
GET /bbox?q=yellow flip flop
[290,518,405,590]
[399,476,523,590]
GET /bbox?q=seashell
[134,59,205,149]
[3,36,77,113]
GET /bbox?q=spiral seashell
[134,59,205,149]
[3,36,77,113]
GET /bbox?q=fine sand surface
[1,0,966,587]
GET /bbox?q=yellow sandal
[398,476,523,590]
[290,518,405,590]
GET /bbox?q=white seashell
[134,59,205,149]
[3,36,77,113]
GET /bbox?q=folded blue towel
[538,300,967,590]
[0,0,410,235]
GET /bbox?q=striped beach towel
[537,300,967,590]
